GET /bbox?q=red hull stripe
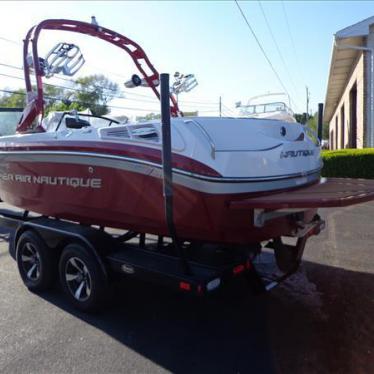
[0,141,221,177]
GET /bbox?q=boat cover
[229,178,374,210]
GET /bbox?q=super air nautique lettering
[0,173,14,181]
[280,150,315,159]
[15,174,31,183]
[0,173,102,188]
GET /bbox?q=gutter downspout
[334,39,374,147]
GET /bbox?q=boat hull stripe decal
[0,151,321,194]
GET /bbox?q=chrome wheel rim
[21,242,41,281]
[65,257,92,302]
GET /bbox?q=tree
[67,74,119,116]
[136,112,161,122]
[306,112,329,140]
[294,112,308,124]
[136,110,198,122]
[0,75,119,117]
[294,111,328,140]
[0,89,26,108]
[44,85,68,113]
[182,111,198,117]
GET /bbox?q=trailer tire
[16,230,57,291]
[59,243,108,312]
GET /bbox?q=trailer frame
[0,204,325,310]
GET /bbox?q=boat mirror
[65,117,91,129]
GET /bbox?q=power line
[86,62,216,102]
[0,74,214,114]
[0,70,216,111]
[0,60,218,108]
[0,88,160,113]
[0,34,218,106]
[0,71,27,82]
[234,0,297,110]
[257,1,301,105]
[0,35,161,98]
[82,60,218,104]
[221,103,235,115]
[281,1,306,85]
[197,110,219,114]
[0,62,23,71]
[0,71,160,106]
[0,36,20,45]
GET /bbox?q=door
[349,84,357,148]
[340,104,345,148]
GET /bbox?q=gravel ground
[0,202,373,374]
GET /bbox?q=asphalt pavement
[0,202,373,374]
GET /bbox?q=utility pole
[219,96,222,117]
[317,103,324,141]
[305,86,310,122]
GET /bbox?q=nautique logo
[280,150,314,159]
[0,173,102,189]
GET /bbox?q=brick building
[324,16,374,149]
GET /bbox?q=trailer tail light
[206,278,221,291]
[233,264,245,275]
[179,281,191,291]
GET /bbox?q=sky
[0,0,373,119]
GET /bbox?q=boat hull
[0,150,318,245]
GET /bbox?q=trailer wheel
[59,243,107,311]
[16,230,57,291]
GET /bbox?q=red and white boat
[0,18,374,247]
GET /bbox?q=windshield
[238,101,291,117]
[0,108,23,136]
[42,112,120,132]
[57,113,120,130]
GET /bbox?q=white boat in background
[235,93,296,123]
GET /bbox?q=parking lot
[0,202,373,374]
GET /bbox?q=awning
[324,16,374,123]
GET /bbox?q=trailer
[0,204,324,311]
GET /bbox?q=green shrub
[321,148,374,179]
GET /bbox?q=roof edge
[336,15,374,39]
